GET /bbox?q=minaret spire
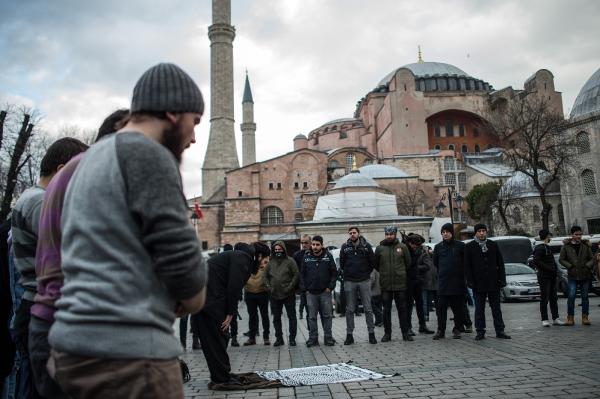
[418,45,424,63]
[241,71,256,166]
[202,0,239,201]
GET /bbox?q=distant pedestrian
[299,236,337,347]
[293,235,311,319]
[533,229,564,327]
[560,226,594,326]
[375,226,412,342]
[464,224,511,340]
[406,234,434,335]
[340,227,377,345]
[243,254,271,346]
[432,223,465,340]
[265,241,299,347]
[370,269,383,327]
[421,246,437,321]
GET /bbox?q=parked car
[501,263,540,302]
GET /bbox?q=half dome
[570,67,600,119]
[333,172,379,189]
[358,164,409,178]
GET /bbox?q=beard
[161,119,186,163]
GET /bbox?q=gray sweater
[49,132,207,359]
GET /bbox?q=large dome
[359,164,409,178]
[378,61,471,87]
[333,172,379,189]
[570,67,600,119]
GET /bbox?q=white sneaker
[542,320,551,327]
[552,318,565,326]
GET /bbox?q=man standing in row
[300,236,337,347]
[464,224,511,340]
[533,229,564,327]
[340,227,377,345]
[294,235,311,320]
[266,241,299,347]
[406,234,434,335]
[375,226,412,342]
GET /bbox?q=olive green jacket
[559,239,594,281]
[374,238,411,291]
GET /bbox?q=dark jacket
[433,239,466,296]
[532,243,557,279]
[201,250,253,321]
[407,246,420,283]
[299,250,337,294]
[265,241,299,300]
[293,249,307,270]
[559,239,594,281]
[416,247,437,291]
[375,238,410,291]
[464,239,506,293]
[340,236,375,282]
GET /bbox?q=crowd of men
[1,61,599,398]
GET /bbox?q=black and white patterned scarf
[475,237,488,253]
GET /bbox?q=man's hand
[221,314,233,332]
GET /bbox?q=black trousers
[538,276,559,321]
[245,292,270,339]
[230,314,238,337]
[436,295,464,334]
[406,280,426,328]
[179,314,188,344]
[382,290,409,335]
[271,295,297,339]
[372,295,383,324]
[299,292,308,316]
[463,301,473,328]
[474,290,505,335]
[196,312,231,383]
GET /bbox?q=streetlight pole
[448,187,454,225]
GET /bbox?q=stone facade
[492,195,565,237]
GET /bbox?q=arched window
[261,206,283,225]
[461,145,468,153]
[513,207,522,224]
[434,144,441,150]
[328,160,339,169]
[448,144,455,151]
[577,132,591,154]
[474,144,481,153]
[346,153,354,173]
[532,205,541,223]
[582,169,597,195]
[294,213,303,222]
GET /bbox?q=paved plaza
[182,296,600,399]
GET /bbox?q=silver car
[500,263,540,302]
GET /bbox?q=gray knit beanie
[131,63,204,114]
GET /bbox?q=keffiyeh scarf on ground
[257,362,393,386]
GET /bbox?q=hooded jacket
[375,238,410,291]
[416,247,437,291]
[464,239,506,293]
[299,249,337,294]
[340,236,375,282]
[559,239,594,281]
[265,241,299,300]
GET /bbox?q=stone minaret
[202,0,239,201]
[241,72,256,166]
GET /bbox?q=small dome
[359,164,409,178]
[378,61,471,87]
[500,171,560,199]
[570,67,600,119]
[294,134,307,140]
[334,172,379,189]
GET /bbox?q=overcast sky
[2,0,599,197]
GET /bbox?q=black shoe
[306,339,319,347]
[230,337,239,347]
[289,338,296,346]
[408,329,416,336]
[432,331,444,340]
[344,334,354,345]
[452,329,461,339]
[273,338,284,347]
[324,337,336,346]
[369,333,377,344]
[402,334,414,341]
[381,334,391,342]
[243,338,256,346]
[419,325,434,334]
[180,338,186,350]
[475,333,485,341]
[496,332,511,339]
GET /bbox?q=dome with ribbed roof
[359,164,409,178]
[378,62,471,86]
[570,67,600,119]
[334,171,379,189]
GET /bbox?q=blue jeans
[567,278,590,316]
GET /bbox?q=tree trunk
[0,114,34,223]
[539,191,552,232]
[0,110,7,152]
[497,200,511,233]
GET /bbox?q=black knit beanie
[473,223,487,233]
[131,63,204,114]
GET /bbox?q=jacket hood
[271,240,288,255]
[563,238,590,246]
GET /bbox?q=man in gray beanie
[48,63,207,399]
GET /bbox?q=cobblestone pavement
[181,296,600,398]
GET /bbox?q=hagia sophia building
[193,0,599,251]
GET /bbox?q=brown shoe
[565,315,575,326]
[243,338,256,346]
[583,314,591,325]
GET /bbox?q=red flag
[194,201,203,219]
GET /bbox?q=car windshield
[505,263,535,275]
[495,239,533,264]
